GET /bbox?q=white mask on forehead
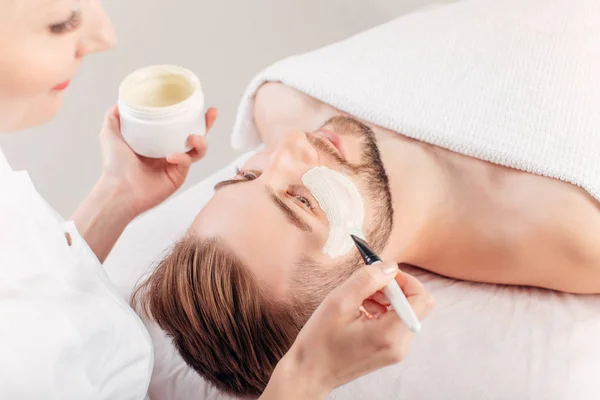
[301,166,365,258]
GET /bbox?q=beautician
[0,1,433,398]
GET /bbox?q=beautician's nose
[263,130,318,187]
[76,1,117,57]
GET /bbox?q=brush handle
[372,262,421,333]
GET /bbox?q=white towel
[232,0,600,202]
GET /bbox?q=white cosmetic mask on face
[302,166,366,258]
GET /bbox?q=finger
[395,267,426,299]
[360,269,434,339]
[363,299,388,318]
[186,135,208,162]
[166,152,193,167]
[187,134,207,148]
[105,104,120,121]
[395,269,435,320]
[104,104,121,128]
[205,107,218,133]
[185,148,208,163]
[330,262,399,314]
[378,283,435,331]
[367,291,391,307]
[100,105,121,138]
[187,148,207,163]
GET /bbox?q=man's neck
[375,131,456,267]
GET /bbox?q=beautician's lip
[52,80,71,91]
[316,129,346,160]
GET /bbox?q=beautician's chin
[45,92,65,114]
[19,93,65,131]
[48,81,70,102]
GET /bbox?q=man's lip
[316,128,346,160]
[52,80,71,91]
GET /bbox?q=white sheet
[330,270,600,400]
[104,149,600,400]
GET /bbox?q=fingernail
[380,263,398,276]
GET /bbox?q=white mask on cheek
[301,166,365,258]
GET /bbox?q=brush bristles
[347,223,365,240]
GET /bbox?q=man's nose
[264,130,318,186]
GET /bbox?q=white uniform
[0,147,153,399]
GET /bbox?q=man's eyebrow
[214,178,247,191]
[266,188,312,232]
[214,179,312,232]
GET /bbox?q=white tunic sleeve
[0,151,153,399]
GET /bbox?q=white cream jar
[118,65,205,158]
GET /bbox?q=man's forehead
[197,184,297,237]
[192,187,304,296]
[197,186,263,233]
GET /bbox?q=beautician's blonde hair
[132,237,306,397]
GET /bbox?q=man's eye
[236,168,258,180]
[295,195,312,209]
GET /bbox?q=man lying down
[133,81,600,397]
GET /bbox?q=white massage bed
[104,149,600,400]
[104,0,600,398]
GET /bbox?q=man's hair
[132,115,394,396]
[132,237,309,397]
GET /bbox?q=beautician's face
[191,116,394,300]
[0,0,116,132]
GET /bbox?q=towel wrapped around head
[232,0,600,202]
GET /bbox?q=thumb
[335,262,398,309]
[100,105,122,139]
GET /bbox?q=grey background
[1,0,452,217]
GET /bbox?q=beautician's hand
[261,263,434,400]
[98,105,218,216]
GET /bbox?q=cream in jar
[118,65,205,158]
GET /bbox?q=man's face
[191,116,393,300]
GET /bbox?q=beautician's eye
[50,10,82,34]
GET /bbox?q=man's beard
[294,116,394,311]
[308,115,394,251]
